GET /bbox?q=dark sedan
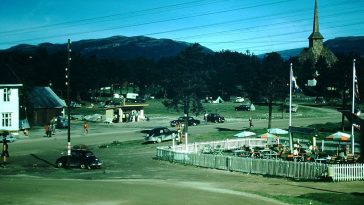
[204,113,225,123]
[170,116,200,127]
[235,104,251,111]
[56,149,102,169]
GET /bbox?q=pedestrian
[83,121,89,135]
[249,117,253,129]
[45,124,52,137]
[2,134,9,166]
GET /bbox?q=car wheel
[87,165,92,170]
[56,161,63,168]
[156,138,162,143]
[80,164,86,169]
[193,122,197,126]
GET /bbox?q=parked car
[235,104,251,111]
[204,113,225,123]
[283,104,298,113]
[55,149,102,169]
[143,127,178,143]
[56,116,69,129]
[1,132,17,143]
[234,97,245,103]
[170,116,200,127]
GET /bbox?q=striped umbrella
[326,132,351,141]
[260,133,278,139]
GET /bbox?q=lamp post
[65,39,72,163]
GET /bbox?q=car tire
[156,138,162,143]
[80,164,86,169]
[193,122,197,126]
[56,161,63,168]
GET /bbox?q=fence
[328,164,364,182]
[157,150,328,180]
[157,139,363,181]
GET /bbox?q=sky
[1,0,363,54]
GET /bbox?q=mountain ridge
[2,35,213,60]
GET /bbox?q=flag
[354,67,360,100]
[291,70,301,94]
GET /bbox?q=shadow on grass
[216,127,249,132]
[30,153,56,168]
[295,192,364,205]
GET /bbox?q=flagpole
[289,63,293,153]
[351,59,356,154]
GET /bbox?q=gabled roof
[26,87,66,109]
[0,63,23,86]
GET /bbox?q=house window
[2,113,12,127]
[3,88,11,102]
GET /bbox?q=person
[2,134,9,166]
[248,117,253,128]
[45,124,52,137]
[83,121,89,135]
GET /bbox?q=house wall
[0,87,20,132]
[30,108,63,126]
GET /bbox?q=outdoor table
[263,153,279,159]
[233,149,249,157]
[315,158,328,163]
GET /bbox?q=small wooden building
[25,87,66,126]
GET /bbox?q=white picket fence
[156,139,364,182]
[328,164,364,182]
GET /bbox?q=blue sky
[1,0,363,54]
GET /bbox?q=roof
[26,87,66,109]
[0,63,23,86]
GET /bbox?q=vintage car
[204,113,225,123]
[143,127,178,143]
[55,149,102,169]
[170,116,200,127]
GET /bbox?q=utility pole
[65,39,72,164]
[289,63,293,153]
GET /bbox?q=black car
[56,116,69,129]
[235,104,251,111]
[170,116,201,127]
[143,127,178,143]
[204,113,225,123]
[56,149,102,169]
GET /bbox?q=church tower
[299,0,337,66]
[308,0,324,55]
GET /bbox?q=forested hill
[269,36,364,59]
[2,35,213,60]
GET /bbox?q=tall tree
[162,44,210,117]
[253,52,288,128]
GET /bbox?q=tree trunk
[268,100,273,129]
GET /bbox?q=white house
[0,64,23,133]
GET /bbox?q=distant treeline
[0,43,363,105]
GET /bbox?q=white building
[0,64,23,133]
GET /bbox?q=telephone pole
[65,39,72,162]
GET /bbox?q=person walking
[83,121,89,135]
[2,134,9,166]
[249,117,253,129]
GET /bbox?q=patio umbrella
[267,128,288,135]
[326,132,351,155]
[234,131,256,138]
[326,132,351,141]
[260,133,278,139]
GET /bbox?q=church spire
[308,0,324,48]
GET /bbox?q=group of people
[44,117,89,136]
